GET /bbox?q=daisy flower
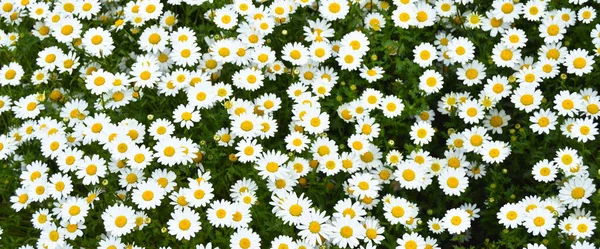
[428,218,445,234]
[492,43,521,68]
[438,168,469,196]
[132,181,166,210]
[151,137,184,166]
[480,140,510,164]
[493,0,522,22]
[301,109,330,134]
[214,7,238,30]
[235,138,263,163]
[0,62,24,86]
[297,208,331,246]
[127,145,154,170]
[558,176,596,208]
[32,208,52,230]
[539,19,566,44]
[38,224,65,249]
[571,118,598,142]
[173,104,200,129]
[230,228,261,249]
[325,215,366,248]
[101,204,137,237]
[348,172,380,199]
[532,159,558,183]
[149,118,175,140]
[139,25,170,53]
[59,197,89,224]
[396,233,426,249]
[48,173,73,199]
[232,67,264,91]
[435,0,456,18]
[502,28,528,49]
[281,42,310,66]
[511,85,543,113]
[364,12,386,31]
[529,109,558,134]
[484,109,511,134]
[394,160,429,190]
[319,0,349,21]
[75,154,107,185]
[171,41,201,67]
[413,42,437,68]
[458,99,484,124]
[569,216,596,239]
[443,208,471,234]
[383,197,416,225]
[419,70,444,95]
[82,27,114,57]
[413,2,436,28]
[52,16,82,44]
[564,48,594,76]
[446,37,475,64]
[391,4,416,29]
[522,0,545,21]
[523,208,555,236]
[483,76,511,101]
[167,207,202,240]
[409,121,435,145]
[341,31,370,56]
[336,47,363,71]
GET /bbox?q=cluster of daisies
[0,0,599,247]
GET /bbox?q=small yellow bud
[36,93,46,102]
[508,75,516,83]
[229,153,237,162]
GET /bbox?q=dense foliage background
[1,0,600,248]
